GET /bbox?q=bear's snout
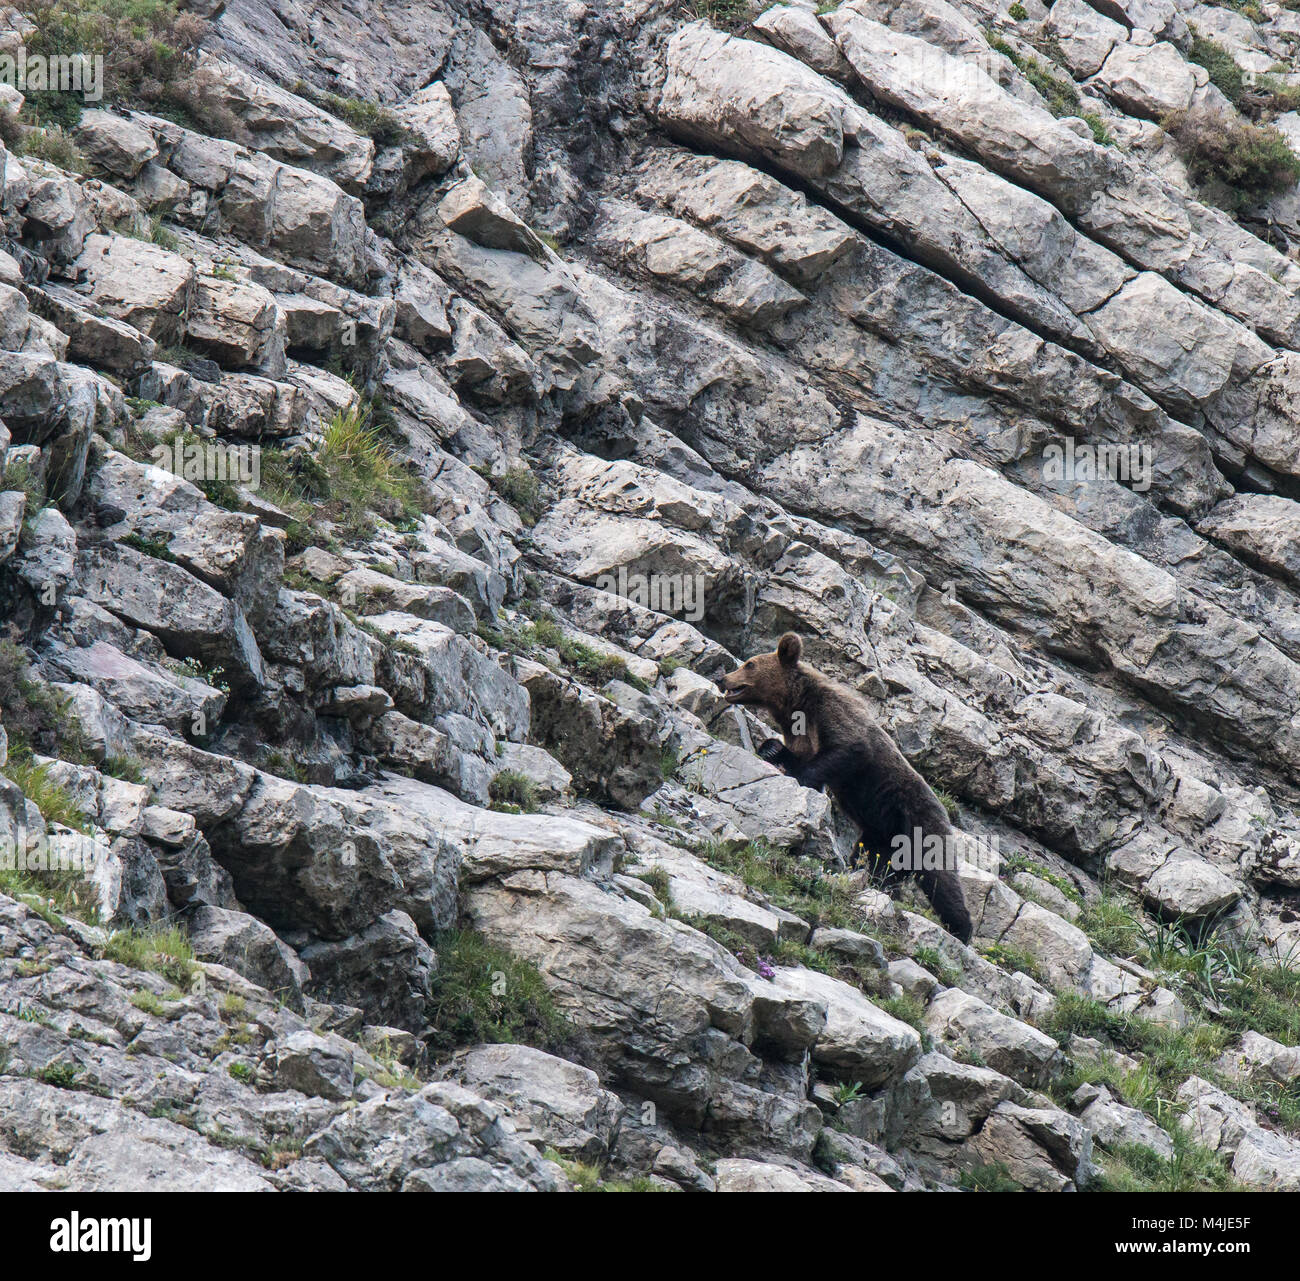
[718,667,751,703]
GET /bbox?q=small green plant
[120,532,177,562]
[879,993,929,1038]
[17,0,210,123]
[0,757,90,831]
[1079,890,1141,957]
[316,91,408,146]
[148,215,180,251]
[931,787,960,821]
[487,466,545,527]
[2,458,47,518]
[488,769,540,814]
[1165,107,1300,213]
[37,1060,81,1089]
[985,31,1080,118]
[634,865,673,906]
[1003,853,1082,904]
[0,866,100,927]
[659,743,681,780]
[695,0,753,24]
[1187,32,1244,106]
[544,1148,604,1191]
[695,837,864,932]
[130,990,170,1016]
[227,1060,255,1084]
[541,1149,664,1192]
[101,925,198,987]
[261,750,309,785]
[522,615,647,691]
[0,639,92,764]
[1090,1130,1239,1193]
[101,755,146,785]
[426,929,569,1057]
[959,1161,1021,1192]
[980,942,1044,983]
[1082,111,1114,147]
[914,945,963,987]
[260,402,428,551]
[17,126,85,172]
[833,1080,864,1105]
[1008,2,1027,18]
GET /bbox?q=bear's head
[718,632,803,715]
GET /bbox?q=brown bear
[719,632,973,942]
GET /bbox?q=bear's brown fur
[719,632,972,942]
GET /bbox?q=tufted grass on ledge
[260,401,430,551]
[425,928,570,1058]
[100,925,199,988]
[488,769,540,814]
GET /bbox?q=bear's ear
[777,633,802,666]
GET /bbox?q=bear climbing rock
[719,632,973,943]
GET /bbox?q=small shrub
[1187,32,1244,106]
[695,0,752,25]
[1008,1,1028,17]
[37,1060,81,1089]
[697,837,864,931]
[959,1161,1021,1192]
[1165,107,1300,212]
[1079,890,1141,957]
[634,865,673,906]
[120,532,177,562]
[544,1149,603,1191]
[314,90,408,147]
[914,945,963,987]
[931,787,960,821]
[879,993,928,1036]
[1082,111,1114,147]
[102,755,146,785]
[522,615,644,689]
[659,743,681,780]
[227,1061,255,1083]
[426,929,569,1057]
[1,757,90,830]
[149,215,180,250]
[980,942,1044,983]
[487,466,545,527]
[2,458,47,517]
[488,769,540,814]
[1090,1130,1238,1193]
[17,126,85,172]
[17,0,209,119]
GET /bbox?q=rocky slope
[2,0,1300,1192]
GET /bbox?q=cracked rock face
[2,0,1300,1195]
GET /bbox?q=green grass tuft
[488,769,540,814]
[426,929,569,1057]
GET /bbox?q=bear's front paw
[756,739,786,763]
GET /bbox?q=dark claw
[756,739,785,762]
